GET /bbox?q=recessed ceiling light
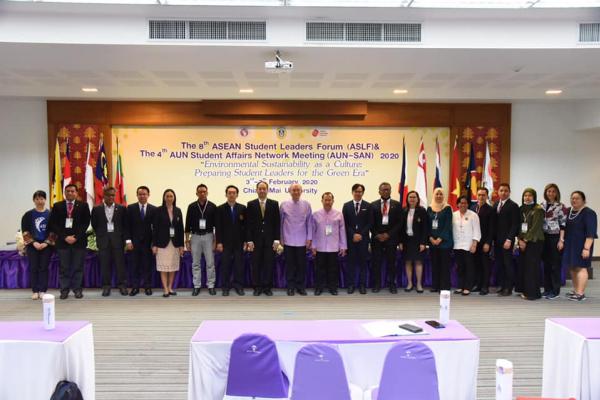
[239,89,254,94]
[545,89,562,95]
[81,87,98,93]
[393,89,408,94]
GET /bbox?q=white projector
[265,51,293,73]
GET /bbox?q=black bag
[50,380,84,400]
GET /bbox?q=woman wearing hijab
[517,188,545,300]
[427,188,453,292]
[400,191,429,293]
[563,190,597,301]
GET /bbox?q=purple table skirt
[192,319,478,343]
[0,321,90,342]
[0,249,564,290]
[549,318,600,340]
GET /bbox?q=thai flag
[433,136,443,190]
[399,137,408,207]
[94,137,109,204]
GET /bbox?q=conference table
[0,321,95,400]
[188,319,479,400]
[542,317,600,400]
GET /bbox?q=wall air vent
[579,23,600,43]
[306,22,421,43]
[149,20,266,41]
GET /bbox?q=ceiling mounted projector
[265,50,293,73]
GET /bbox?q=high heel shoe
[416,286,424,293]
[404,286,414,292]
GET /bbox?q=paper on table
[361,320,429,337]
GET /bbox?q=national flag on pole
[482,140,494,199]
[414,137,428,207]
[94,136,109,204]
[114,137,127,205]
[50,137,63,207]
[465,141,478,203]
[62,138,72,192]
[84,140,95,212]
[398,136,409,207]
[448,136,460,211]
[433,136,443,190]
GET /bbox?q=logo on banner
[312,128,329,138]
[276,127,287,139]
[239,128,249,137]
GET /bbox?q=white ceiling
[1,43,600,101]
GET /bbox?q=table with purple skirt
[0,249,565,290]
[188,319,479,400]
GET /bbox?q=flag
[398,136,408,207]
[482,140,494,199]
[448,136,460,211]
[84,140,95,211]
[94,136,109,204]
[465,141,478,203]
[50,137,63,207]
[433,136,443,190]
[414,137,428,207]
[62,138,72,192]
[114,137,127,205]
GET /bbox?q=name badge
[65,218,73,229]
[432,220,439,230]
[107,222,114,232]
[382,215,389,225]
[548,220,559,231]
[521,222,528,233]
[199,219,207,230]
[169,227,175,237]
[325,224,333,236]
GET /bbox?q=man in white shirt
[452,196,481,295]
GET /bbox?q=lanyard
[197,201,208,218]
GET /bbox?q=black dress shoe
[479,289,489,296]
[330,289,338,296]
[404,286,414,293]
[454,289,464,295]
[314,288,322,296]
[222,289,230,296]
[74,290,83,299]
[372,286,380,293]
[253,288,262,296]
[192,288,201,296]
[130,288,139,296]
[120,287,129,296]
[287,288,295,296]
[297,289,307,296]
[416,288,424,294]
[471,286,481,292]
[498,289,512,297]
[430,289,439,293]
[208,288,216,296]
[60,290,69,300]
[347,286,355,294]
[235,288,245,296]
[264,289,273,296]
[389,285,398,294]
[162,293,170,298]
[169,291,177,296]
[102,288,111,297]
[145,288,153,296]
[359,286,367,295]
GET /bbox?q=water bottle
[439,290,450,324]
[42,293,55,330]
[495,359,513,400]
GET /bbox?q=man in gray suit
[91,186,131,296]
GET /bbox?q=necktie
[355,202,360,215]
[498,201,503,213]
[382,200,388,216]
[260,201,265,218]
[141,204,145,220]
[67,202,73,216]
[231,206,235,223]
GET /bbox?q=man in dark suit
[215,185,247,296]
[493,183,520,296]
[472,187,495,295]
[127,186,156,296]
[246,181,280,297]
[91,186,131,296]
[342,183,372,294]
[49,183,91,299]
[370,182,402,293]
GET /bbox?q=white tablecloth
[188,320,479,400]
[0,321,95,400]
[542,318,600,400]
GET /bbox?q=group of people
[21,180,597,301]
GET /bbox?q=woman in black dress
[400,191,429,293]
